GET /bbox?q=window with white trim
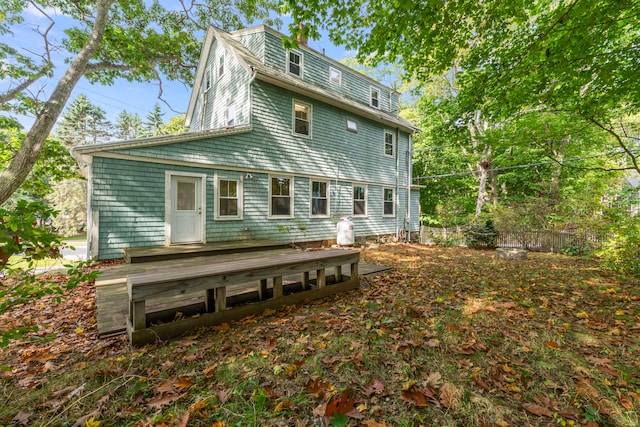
[293,101,311,137]
[270,176,293,217]
[218,52,225,78]
[346,119,358,133]
[384,130,394,156]
[204,67,212,92]
[383,187,395,216]
[216,178,242,220]
[353,184,367,217]
[370,87,380,109]
[288,50,303,77]
[329,67,341,85]
[225,101,236,127]
[310,180,329,217]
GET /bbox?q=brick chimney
[296,22,308,46]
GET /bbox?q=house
[72,25,421,260]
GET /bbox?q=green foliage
[464,220,498,249]
[114,110,144,140]
[0,119,77,205]
[597,210,640,277]
[55,94,111,146]
[46,178,87,237]
[0,200,99,347]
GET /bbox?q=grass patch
[1,245,639,426]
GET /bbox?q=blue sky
[1,4,350,133]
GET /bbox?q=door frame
[165,170,207,246]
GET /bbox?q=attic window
[346,119,358,132]
[288,50,303,77]
[329,67,341,85]
[218,52,225,78]
[204,68,211,92]
[225,101,235,127]
[370,87,380,109]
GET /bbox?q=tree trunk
[0,0,115,205]
[475,160,491,219]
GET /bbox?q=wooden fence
[420,226,607,253]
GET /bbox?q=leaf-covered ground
[1,244,639,426]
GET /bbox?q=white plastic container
[336,216,354,246]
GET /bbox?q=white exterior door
[169,174,204,244]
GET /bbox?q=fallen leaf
[363,378,385,397]
[203,363,217,378]
[618,390,634,410]
[145,392,185,410]
[306,377,332,398]
[440,382,462,410]
[522,402,553,417]
[545,341,560,350]
[424,371,442,388]
[274,400,293,414]
[211,323,230,332]
[401,385,428,407]
[362,420,388,427]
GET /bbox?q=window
[270,176,293,217]
[384,130,394,156]
[216,178,242,220]
[293,101,311,137]
[329,67,341,85]
[218,52,225,78]
[204,68,212,92]
[310,180,329,217]
[346,119,358,133]
[370,87,380,109]
[353,184,367,216]
[288,50,303,77]
[225,102,236,127]
[383,188,395,216]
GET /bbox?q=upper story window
[353,184,367,217]
[383,187,395,216]
[329,67,342,85]
[218,52,225,78]
[270,175,293,218]
[310,180,329,217]
[384,130,395,156]
[204,67,212,92]
[288,50,303,77]
[215,178,242,220]
[370,87,380,109]
[225,101,236,127]
[293,100,312,137]
[346,119,358,133]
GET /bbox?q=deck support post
[351,261,358,279]
[317,269,326,288]
[302,272,310,290]
[131,301,146,331]
[273,276,283,297]
[335,265,342,282]
[259,279,268,300]
[215,287,227,312]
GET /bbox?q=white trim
[352,183,368,217]
[370,86,380,109]
[287,49,303,78]
[214,174,244,220]
[384,129,395,157]
[346,118,358,133]
[383,186,396,217]
[292,99,312,138]
[309,179,330,218]
[165,171,207,246]
[269,174,294,219]
[329,66,342,85]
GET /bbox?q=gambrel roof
[185,25,418,133]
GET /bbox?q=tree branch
[585,116,640,173]
[0,0,117,205]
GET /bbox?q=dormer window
[370,87,380,109]
[288,50,303,77]
[225,101,235,127]
[329,67,341,85]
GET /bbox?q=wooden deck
[96,249,390,338]
[123,239,290,263]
